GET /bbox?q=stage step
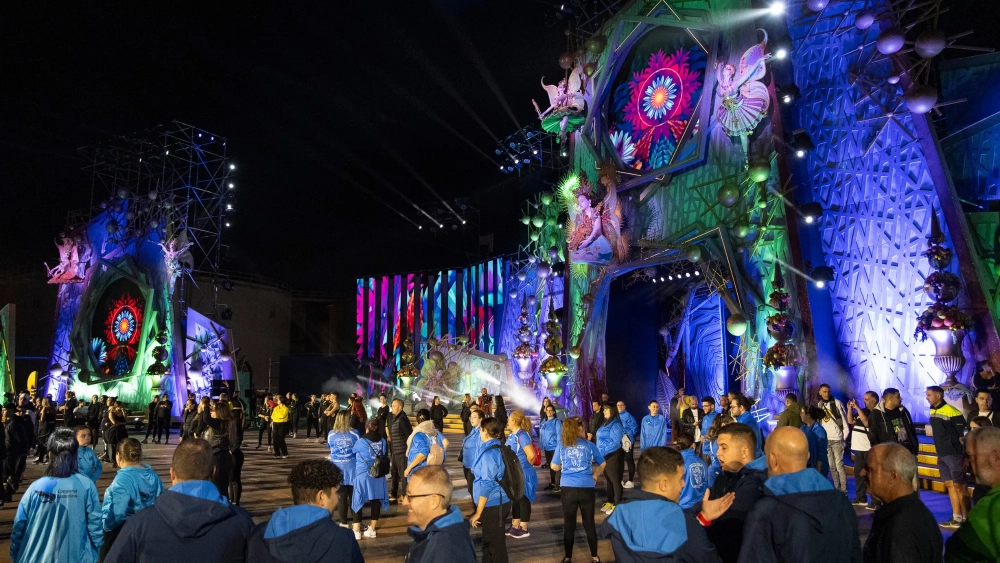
[846,434,972,495]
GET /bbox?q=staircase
[845,433,970,494]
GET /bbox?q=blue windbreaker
[351,437,389,513]
[553,438,605,488]
[462,427,481,469]
[596,419,624,457]
[700,412,717,455]
[77,446,103,483]
[802,422,829,477]
[472,438,509,507]
[506,429,537,502]
[327,430,359,484]
[600,489,721,563]
[640,413,667,452]
[10,474,103,563]
[619,411,638,441]
[102,464,164,531]
[736,411,764,458]
[678,448,711,509]
[539,418,562,452]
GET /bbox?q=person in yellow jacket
[270,396,291,458]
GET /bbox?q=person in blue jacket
[738,426,861,563]
[469,417,511,563]
[350,419,389,539]
[327,411,359,531]
[105,438,255,563]
[616,401,638,488]
[100,438,164,560]
[800,406,830,477]
[596,402,625,513]
[405,410,447,480]
[600,446,734,563]
[539,404,562,491]
[731,395,764,458]
[699,397,719,462]
[404,465,476,563]
[461,409,484,498]
[10,427,103,563]
[640,400,667,453]
[75,425,103,484]
[505,411,538,539]
[246,458,363,563]
[551,416,605,563]
[674,433,711,509]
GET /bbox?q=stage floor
[0,429,955,562]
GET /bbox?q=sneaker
[623,481,634,489]
[354,530,362,541]
[364,528,377,538]
[505,526,514,536]
[509,526,530,538]
[865,504,876,511]
[553,486,561,493]
[851,500,867,507]
[543,484,554,491]
[939,519,961,529]
[281,455,288,459]
[600,502,613,514]
[389,496,397,503]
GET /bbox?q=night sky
[2,1,996,293]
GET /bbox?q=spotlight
[800,202,823,224]
[229,164,236,170]
[500,166,505,170]
[228,183,234,189]
[653,277,657,283]
[561,151,567,157]
[225,222,231,227]
[685,272,691,277]
[419,225,423,230]
[533,150,538,155]
[514,159,520,164]
[790,130,814,158]
[198,133,202,138]
[774,48,788,60]
[165,150,169,155]
[694,270,700,276]
[226,204,233,210]
[811,266,834,288]
[778,84,800,105]
[462,220,467,224]
[668,275,674,280]
[768,1,785,15]
[660,276,665,282]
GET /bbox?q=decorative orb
[914,29,946,58]
[537,261,551,278]
[528,256,537,264]
[517,271,528,281]
[540,193,553,206]
[717,183,740,207]
[545,216,557,227]
[156,331,169,345]
[527,295,537,306]
[112,203,124,214]
[150,219,159,228]
[521,215,531,225]
[876,26,906,55]
[497,353,508,362]
[152,347,168,362]
[532,214,545,228]
[99,201,108,210]
[855,11,875,30]
[548,246,559,261]
[49,363,64,377]
[118,188,129,199]
[643,266,657,278]
[126,211,135,220]
[749,161,770,183]
[530,232,539,242]
[686,246,702,263]
[887,75,900,85]
[569,346,582,359]
[558,52,575,70]
[148,189,158,200]
[583,62,597,77]
[905,84,938,114]
[732,219,751,239]
[806,0,828,12]
[585,35,607,55]
[726,314,749,336]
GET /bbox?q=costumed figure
[568,165,629,264]
[534,62,587,144]
[44,236,86,284]
[158,236,194,295]
[714,30,771,160]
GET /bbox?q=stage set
[357,0,1000,423]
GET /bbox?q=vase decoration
[147,331,170,376]
[763,262,804,388]
[915,213,972,386]
[397,337,420,390]
[512,296,538,383]
[539,308,568,396]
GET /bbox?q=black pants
[213,449,234,499]
[87,422,100,449]
[545,450,560,487]
[353,499,382,524]
[291,412,300,435]
[624,445,636,482]
[98,524,124,563]
[463,467,474,499]
[432,418,444,433]
[337,485,355,523]
[306,416,320,438]
[144,418,158,440]
[604,448,624,505]
[561,487,598,558]
[272,422,289,456]
[511,495,531,522]
[390,453,407,498]
[480,501,510,563]
[257,423,271,447]
[854,449,869,502]
[230,448,245,505]
[155,418,171,442]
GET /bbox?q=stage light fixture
[198,133,202,138]
[768,1,786,15]
[685,272,691,277]
[778,84,800,105]
[694,270,700,276]
[500,166,505,170]
[229,164,236,170]
[462,220,467,224]
[775,48,788,60]
[812,266,834,288]
[165,150,169,155]
[561,151,567,157]
[652,277,657,283]
[228,183,234,189]
[790,130,815,158]
[660,276,665,282]
[800,202,823,224]
[225,222,231,227]
[226,204,233,210]
[419,225,423,230]
[668,275,673,280]
[533,150,538,154]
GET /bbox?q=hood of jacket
[407,421,438,456]
[155,480,236,539]
[262,504,345,562]
[745,454,768,472]
[605,490,688,555]
[408,505,469,542]
[762,468,842,532]
[118,464,162,495]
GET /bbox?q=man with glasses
[404,465,475,563]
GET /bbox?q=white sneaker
[600,502,613,514]
[364,528,377,538]
[623,481,634,489]
[354,530,362,540]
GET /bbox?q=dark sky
[1,1,565,292]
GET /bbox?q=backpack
[365,440,391,478]
[529,440,543,467]
[427,436,445,466]
[486,443,524,503]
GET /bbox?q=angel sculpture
[533,62,588,144]
[714,30,771,159]
[158,236,193,295]
[44,236,84,284]
[568,164,629,264]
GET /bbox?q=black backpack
[486,443,524,503]
[365,439,391,478]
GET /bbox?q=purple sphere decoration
[876,26,906,55]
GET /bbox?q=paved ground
[0,429,956,562]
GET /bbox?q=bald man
[737,427,861,563]
[945,427,1000,562]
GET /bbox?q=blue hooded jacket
[461,427,481,469]
[246,504,363,563]
[506,429,537,502]
[105,480,254,563]
[10,473,103,563]
[406,505,477,563]
[102,464,164,531]
[678,448,711,509]
[619,411,638,441]
[802,422,829,477]
[596,419,624,456]
[700,412,718,455]
[640,413,667,452]
[78,445,103,483]
[600,489,722,563]
[735,412,764,458]
[738,469,861,563]
[327,430,359,483]
[539,417,562,452]
[472,438,509,507]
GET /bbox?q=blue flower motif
[642,74,677,121]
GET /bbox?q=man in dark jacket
[305,395,321,439]
[703,423,767,563]
[738,426,861,563]
[105,438,254,563]
[387,398,413,500]
[867,388,918,455]
[775,393,802,428]
[154,394,172,444]
[863,443,942,563]
[587,400,605,442]
[404,465,475,563]
[87,395,103,449]
[246,459,362,563]
[600,446,733,563]
[141,396,159,444]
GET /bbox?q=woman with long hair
[10,428,102,563]
[328,410,359,533]
[351,418,389,540]
[33,397,57,464]
[505,410,538,538]
[461,409,483,498]
[348,397,368,434]
[196,400,238,499]
[430,396,448,433]
[460,393,474,435]
[540,404,563,491]
[596,401,624,513]
[551,417,605,563]
[539,397,553,420]
[470,417,511,563]
[106,399,128,469]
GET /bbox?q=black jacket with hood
[738,468,861,563]
[406,505,476,563]
[246,504,363,563]
[862,491,942,563]
[703,458,768,563]
[868,403,919,455]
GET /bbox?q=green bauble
[749,161,770,183]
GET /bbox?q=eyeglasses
[405,493,444,501]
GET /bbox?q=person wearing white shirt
[818,384,850,493]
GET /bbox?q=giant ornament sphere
[854,11,875,30]
[532,215,545,228]
[732,219,751,239]
[717,182,740,207]
[517,271,528,281]
[569,346,581,359]
[537,261,551,278]
[586,35,607,54]
[914,29,947,58]
[548,246,559,261]
[686,246,702,263]
[558,52,575,70]
[905,85,938,114]
[806,0,828,11]
[540,193,553,206]
[583,62,597,77]
[876,26,906,55]
[749,161,770,183]
[726,314,749,336]
[644,266,657,278]
[521,215,531,225]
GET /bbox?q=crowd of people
[4,380,1000,563]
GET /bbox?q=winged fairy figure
[533,62,588,144]
[715,30,772,159]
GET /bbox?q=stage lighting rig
[416,199,480,235]
[496,124,566,175]
[789,130,815,158]
[811,266,834,288]
[800,202,823,224]
[778,84,800,105]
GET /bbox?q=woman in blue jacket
[75,426,102,484]
[539,404,562,491]
[470,417,511,563]
[596,402,625,513]
[100,437,164,559]
[10,427,103,563]
[405,409,448,479]
[461,409,484,498]
[351,419,389,540]
[327,410,359,532]
[505,411,538,539]
[551,416,605,563]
